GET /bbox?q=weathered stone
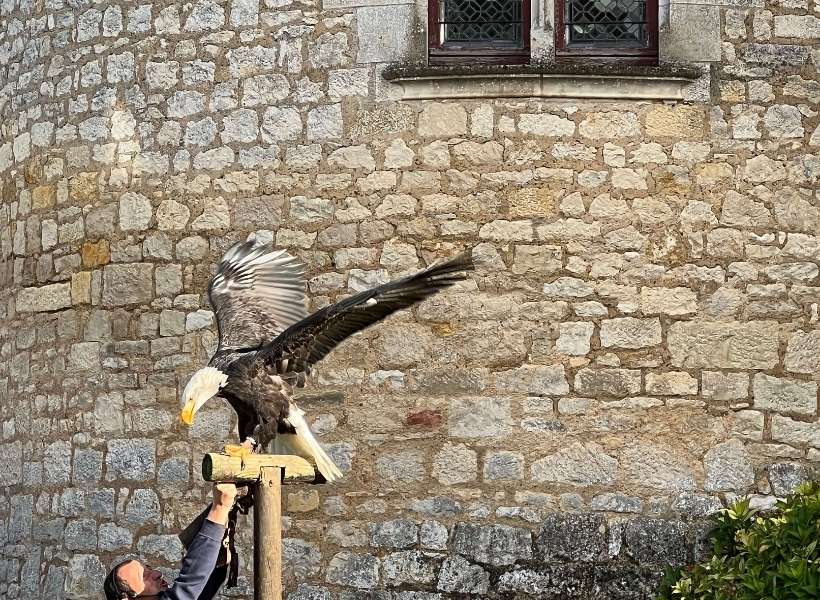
[432,443,477,485]
[106,438,156,481]
[375,450,425,483]
[497,569,550,594]
[768,462,817,496]
[119,192,152,231]
[370,519,418,549]
[556,322,594,356]
[283,539,323,578]
[494,365,569,395]
[763,105,804,138]
[640,287,697,315]
[102,264,153,307]
[574,368,641,397]
[325,552,380,589]
[65,554,106,597]
[591,493,643,513]
[98,523,132,551]
[451,523,532,566]
[621,444,695,491]
[784,330,820,375]
[512,244,562,274]
[307,104,343,140]
[124,489,161,526]
[702,372,749,401]
[703,439,754,492]
[519,114,576,137]
[624,519,688,566]
[17,283,72,312]
[543,276,594,298]
[645,372,698,396]
[381,551,437,586]
[354,3,413,61]
[600,317,662,349]
[138,535,185,562]
[668,321,779,369]
[418,104,467,137]
[531,443,618,486]
[328,145,376,171]
[753,374,817,416]
[579,112,640,138]
[645,105,704,139]
[448,398,511,438]
[743,155,786,183]
[538,513,606,562]
[484,451,524,481]
[0,442,23,486]
[437,555,489,594]
[773,15,820,39]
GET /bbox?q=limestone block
[356,5,413,63]
[578,112,640,138]
[17,283,72,312]
[640,287,697,315]
[668,320,779,369]
[784,329,819,375]
[531,443,618,485]
[519,114,576,137]
[600,317,662,349]
[660,4,721,63]
[621,444,695,491]
[418,103,467,137]
[325,552,380,589]
[703,439,754,492]
[752,374,817,416]
[448,398,511,438]
[102,264,154,307]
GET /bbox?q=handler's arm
[163,484,236,600]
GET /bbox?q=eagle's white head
[180,367,229,425]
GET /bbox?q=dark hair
[102,560,137,600]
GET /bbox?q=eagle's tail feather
[276,404,343,483]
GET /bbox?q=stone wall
[0,0,818,598]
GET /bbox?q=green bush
[657,481,820,600]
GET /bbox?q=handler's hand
[213,483,237,509]
[207,483,237,526]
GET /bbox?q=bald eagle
[180,241,473,482]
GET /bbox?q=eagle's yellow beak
[180,399,197,426]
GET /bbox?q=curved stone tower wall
[0,0,818,598]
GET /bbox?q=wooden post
[200,453,317,600]
[255,466,282,600]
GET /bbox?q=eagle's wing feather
[208,240,308,352]
[265,253,474,374]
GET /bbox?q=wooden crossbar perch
[201,452,318,600]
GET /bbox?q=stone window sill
[381,63,703,101]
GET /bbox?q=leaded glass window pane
[565,0,649,48]
[440,0,525,46]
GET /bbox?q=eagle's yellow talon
[223,444,252,461]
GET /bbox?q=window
[428,0,531,65]
[555,0,658,63]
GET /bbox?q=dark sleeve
[197,565,228,600]
[162,520,226,600]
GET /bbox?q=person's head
[103,559,169,600]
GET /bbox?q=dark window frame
[555,0,659,64]
[428,0,532,65]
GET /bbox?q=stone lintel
[383,64,702,102]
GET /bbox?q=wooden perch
[201,452,316,483]
[201,452,319,600]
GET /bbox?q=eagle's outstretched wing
[262,253,474,376]
[208,241,308,352]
